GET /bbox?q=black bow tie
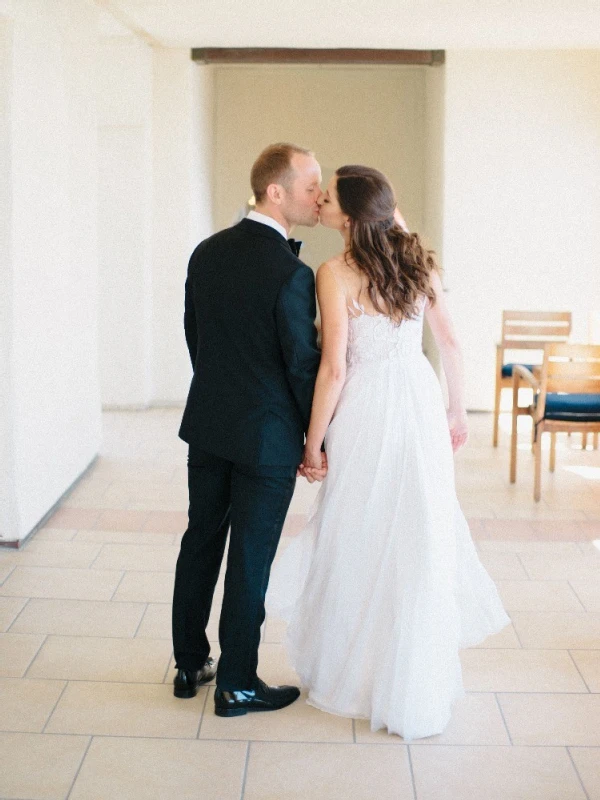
[287,238,302,256]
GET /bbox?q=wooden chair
[493,311,572,446]
[510,343,600,501]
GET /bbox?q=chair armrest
[512,364,540,392]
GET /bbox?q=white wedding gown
[266,296,510,741]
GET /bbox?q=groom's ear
[266,182,284,206]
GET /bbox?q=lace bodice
[346,298,426,368]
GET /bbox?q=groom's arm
[183,269,198,368]
[275,266,321,430]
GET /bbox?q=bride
[265,165,510,741]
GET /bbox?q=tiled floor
[1,409,599,799]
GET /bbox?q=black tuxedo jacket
[179,218,321,466]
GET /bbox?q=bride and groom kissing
[171,143,509,740]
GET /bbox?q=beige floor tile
[478,540,582,554]
[496,580,584,611]
[461,648,588,692]
[469,622,521,649]
[1,541,102,568]
[256,642,301,687]
[32,528,77,541]
[95,509,149,532]
[263,614,287,643]
[478,553,529,579]
[141,510,188,534]
[355,693,509,745]
[499,692,600,745]
[0,596,27,631]
[199,688,353,742]
[0,566,123,601]
[511,611,600,649]
[74,529,176,545]
[0,633,45,677]
[69,737,246,800]
[91,542,178,571]
[10,598,145,638]
[135,603,171,638]
[569,748,600,800]
[0,678,66,732]
[570,579,600,612]
[45,507,100,529]
[112,571,174,602]
[410,744,586,800]
[0,561,14,584]
[0,731,90,800]
[244,741,414,800]
[519,553,600,580]
[46,681,204,738]
[27,635,172,682]
[570,651,600,692]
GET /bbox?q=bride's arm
[424,269,469,452]
[303,263,348,469]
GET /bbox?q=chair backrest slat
[501,311,572,348]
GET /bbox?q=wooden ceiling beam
[191,48,444,66]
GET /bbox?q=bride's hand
[447,409,468,452]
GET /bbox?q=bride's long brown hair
[335,165,438,322]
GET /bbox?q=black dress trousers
[172,446,296,690]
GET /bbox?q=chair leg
[510,408,519,484]
[549,432,556,472]
[493,380,502,447]
[533,428,542,502]
[531,417,536,453]
[594,432,599,450]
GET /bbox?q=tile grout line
[0,564,16,587]
[21,634,48,679]
[5,597,32,632]
[494,693,513,745]
[41,680,70,733]
[406,744,417,800]
[239,741,251,800]
[568,580,590,612]
[195,686,211,739]
[108,571,127,601]
[65,735,94,800]
[162,650,175,684]
[566,650,592,693]
[87,543,106,570]
[132,603,149,638]
[566,746,592,800]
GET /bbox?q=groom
[172,143,327,716]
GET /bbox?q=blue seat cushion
[502,363,537,378]
[542,393,600,421]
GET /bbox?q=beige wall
[213,64,440,277]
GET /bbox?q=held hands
[447,409,469,452]
[297,447,328,483]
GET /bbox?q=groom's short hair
[251,143,313,204]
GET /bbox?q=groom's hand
[298,448,328,483]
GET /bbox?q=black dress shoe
[173,658,217,699]
[214,677,301,717]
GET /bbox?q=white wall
[98,30,154,408]
[442,50,600,409]
[97,38,214,407]
[151,53,214,404]
[1,0,101,544]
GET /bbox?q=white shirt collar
[246,210,288,242]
